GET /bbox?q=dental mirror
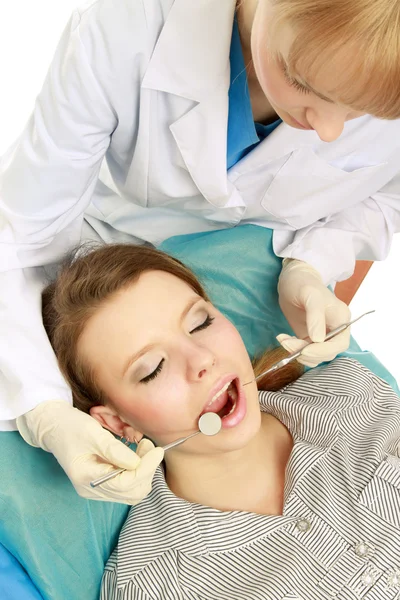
[162,412,222,451]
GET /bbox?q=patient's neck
[165,413,292,516]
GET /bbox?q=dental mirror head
[198,412,222,436]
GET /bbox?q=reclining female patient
[42,244,400,600]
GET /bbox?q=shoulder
[259,358,400,452]
[75,0,173,25]
[277,357,397,408]
[107,468,206,589]
[72,0,174,60]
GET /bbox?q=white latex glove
[16,401,164,505]
[277,259,351,367]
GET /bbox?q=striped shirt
[101,358,400,600]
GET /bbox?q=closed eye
[139,315,214,383]
[190,315,215,333]
[140,359,164,384]
[283,67,310,95]
[280,59,334,103]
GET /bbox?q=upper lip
[200,373,237,416]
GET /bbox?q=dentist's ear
[90,404,143,443]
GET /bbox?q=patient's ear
[90,405,143,443]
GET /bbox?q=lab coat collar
[228,122,318,180]
[142,0,237,207]
[142,0,236,101]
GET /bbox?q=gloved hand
[277,258,351,367]
[16,401,164,505]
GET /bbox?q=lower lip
[220,379,247,429]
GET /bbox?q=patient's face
[78,271,261,452]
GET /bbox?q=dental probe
[90,412,222,488]
[243,310,375,386]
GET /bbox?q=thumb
[304,292,326,342]
[136,438,155,458]
[135,447,165,478]
[98,434,141,470]
[276,334,308,354]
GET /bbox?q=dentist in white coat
[1,0,400,505]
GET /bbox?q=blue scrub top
[227,18,281,170]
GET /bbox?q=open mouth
[200,376,247,430]
[202,379,239,419]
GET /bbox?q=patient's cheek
[120,401,166,434]
[223,321,249,352]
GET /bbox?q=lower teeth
[222,399,237,418]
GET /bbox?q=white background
[1,1,399,385]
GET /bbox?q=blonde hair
[268,0,400,119]
[42,244,302,414]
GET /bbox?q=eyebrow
[121,296,203,378]
[280,57,335,104]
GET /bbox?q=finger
[135,447,164,478]
[86,478,144,504]
[295,355,323,368]
[93,447,163,492]
[105,448,164,501]
[96,433,141,470]
[114,480,153,505]
[276,334,308,354]
[70,457,130,495]
[300,329,350,359]
[129,484,153,506]
[276,336,319,367]
[325,300,351,329]
[303,290,326,343]
[277,328,350,368]
[136,438,155,458]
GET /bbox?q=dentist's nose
[306,108,346,142]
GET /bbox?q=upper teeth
[208,380,234,407]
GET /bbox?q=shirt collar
[227,17,259,168]
[227,18,282,169]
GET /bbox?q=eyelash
[140,359,165,384]
[190,314,215,333]
[282,67,310,95]
[139,315,215,384]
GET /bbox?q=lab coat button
[354,541,374,559]
[296,519,312,532]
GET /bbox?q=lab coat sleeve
[273,172,400,286]
[0,10,117,423]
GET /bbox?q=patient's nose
[187,345,215,381]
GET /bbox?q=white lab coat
[1,0,400,429]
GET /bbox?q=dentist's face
[78,271,260,453]
[251,2,364,142]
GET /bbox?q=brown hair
[268,0,400,119]
[42,244,302,414]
